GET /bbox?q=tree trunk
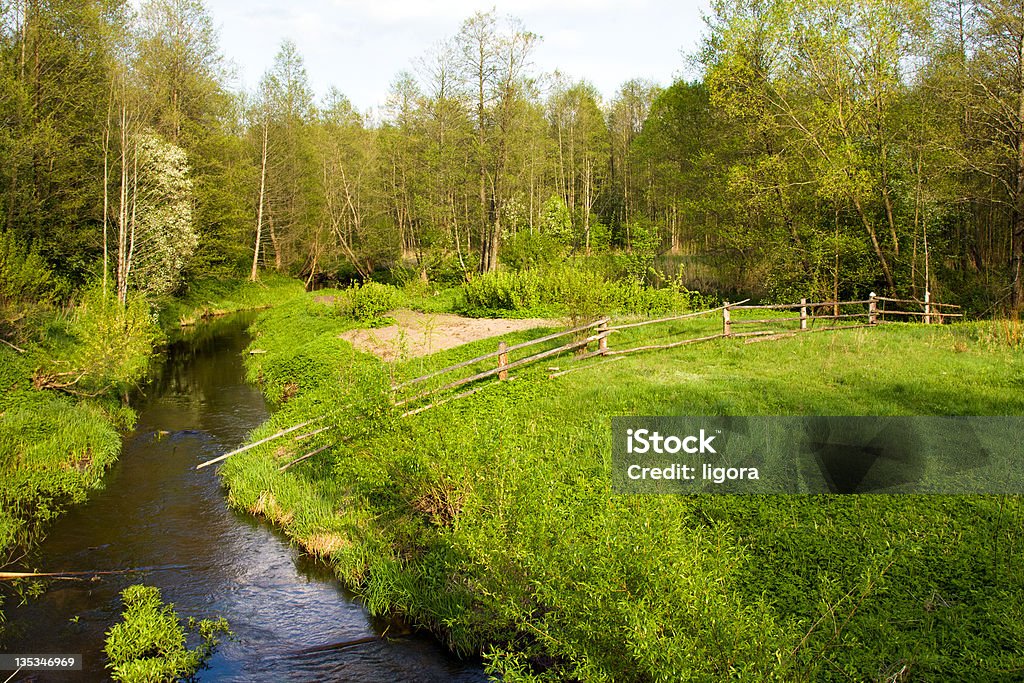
[268,209,282,271]
[851,193,896,294]
[251,120,268,281]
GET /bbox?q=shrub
[104,584,229,683]
[619,218,662,283]
[0,229,57,307]
[543,268,611,324]
[426,252,471,285]
[460,271,544,315]
[606,280,678,316]
[34,286,162,399]
[335,282,401,324]
[500,231,565,271]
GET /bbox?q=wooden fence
[392,318,611,415]
[200,292,964,471]
[389,292,962,413]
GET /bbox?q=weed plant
[104,584,229,683]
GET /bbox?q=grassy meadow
[223,290,1024,681]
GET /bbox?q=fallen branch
[196,417,325,470]
[0,337,25,353]
[0,564,191,581]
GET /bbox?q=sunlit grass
[225,294,1024,680]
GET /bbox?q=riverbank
[0,276,305,621]
[223,293,1024,680]
[3,311,488,679]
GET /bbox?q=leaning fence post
[924,290,931,325]
[498,341,509,380]
[723,300,732,337]
[800,298,807,331]
[598,320,609,355]
[868,292,877,325]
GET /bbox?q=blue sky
[203,0,710,111]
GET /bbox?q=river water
[4,313,488,682]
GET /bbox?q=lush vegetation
[104,584,229,683]
[158,273,306,328]
[0,272,306,643]
[222,294,1024,681]
[5,0,1024,318]
[4,0,1024,678]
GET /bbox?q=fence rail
[390,291,963,411]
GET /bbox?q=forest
[2,0,1024,320]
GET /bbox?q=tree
[547,79,609,253]
[703,0,931,295]
[608,79,660,229]
[455,10,537,272]
[0,0,129,285]
[250,39,316,277]
[949,0,1024,308]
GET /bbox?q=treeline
[1,0,1022,314]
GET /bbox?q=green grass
[157,273,305,329]
[224,297,1024,681]
[0,344,126,575]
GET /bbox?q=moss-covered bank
[225,294,1024,681]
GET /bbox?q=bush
[460,271,544,316]
[105,584,229,683]
[0,229,58,307]
[500,231,565,271]
[426,252,471,286]
[335,282,401,324]
[606,280,678,316]
[34,286,161,399]
[618,218,662,283]
[543,268,610,324]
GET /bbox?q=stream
[4,313,488,682]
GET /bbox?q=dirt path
[339,310,560,361]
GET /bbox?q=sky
[202,0,711,112]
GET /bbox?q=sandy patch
[340,310,560,361]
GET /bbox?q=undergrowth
[158,273,304,329]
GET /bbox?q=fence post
[800,298,807,331]
[598,320,609,355]
[868,292,877,325]
[924,290,931,325]
[723,301,732,337]
[498,341,509,380]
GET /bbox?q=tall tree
[456,10,537,272]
